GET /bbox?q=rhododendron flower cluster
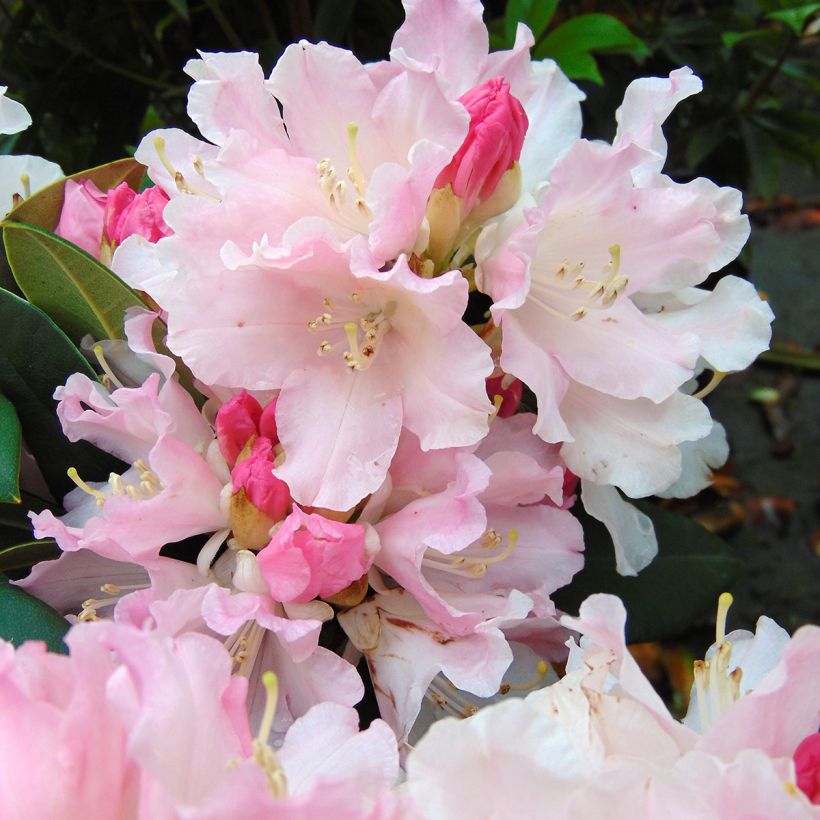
[2,0,807,816]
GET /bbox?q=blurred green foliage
[0,0,817,194]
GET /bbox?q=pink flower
[103,183,171,245]
[56,179,170,262]
[435,77,528,212]
[257,506,378,603]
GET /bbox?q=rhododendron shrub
[0,0,804,815]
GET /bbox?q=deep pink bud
[795,733,820,804]
[216,391,263,466]
[486,373,523,419]
[55,179,107,256]
[231,437,291,523]
[257,506,376,603]
[258,396,279,444]
[103,182,171,245]
[435,77,528,210]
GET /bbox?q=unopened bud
[435,77,528,212]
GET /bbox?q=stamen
[343,321,361,370]
[501,660,549,693]
[19,173,31,199]
[346,122,366,197]
[67,467,107,506]
[153,137,218,200]
[92,344,125,390]
[715,591,733,644]
[197,528,231,576]
[693,370,727,400]
[253,671,289,798]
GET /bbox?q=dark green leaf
[3,222,147,343]
[4,157,145,232]
[0,394,21,503]
[167,0,190,21]
[721,29,776,48]
[686,120,728,167]
[534,14,648,82]
[741,119,782,199]
[504,0,559,44]
[0,573,68,653]
[767,3,820,34]
[553,502,743,643]
[0,288,125,500]
[0,539,60,572]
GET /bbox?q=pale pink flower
[475,68,773,507]
[163,232,492,510]
[0,621,399,818]
[402,592,820,818]
[339,414,583,741]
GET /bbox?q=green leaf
[767,3,820,34]
[0,394,21,503]
[0,572,68,652]
[504,0,559,44]
[686,121,728,168]
[721,29,775,48]
[0,288,125,500]
[0,538,60,573]
[553,502,743,643]
[3,222,147,343]
[534,13,648,81]
[4,157,145,232]
[741,119,782,199]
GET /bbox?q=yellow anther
[715,591,733,644]
[19,173,31,199]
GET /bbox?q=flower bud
[103,182,171,246]
[216,391,263,467]
[486,373,523,419]
[231,437,291,526]
[795,732,820,804]
[435,77,528,212]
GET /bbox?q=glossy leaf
[4,157,145,232]
[0,393,21,503]
[504,0,559,44]
[3,222,147,343]
[554,502,743,643]
[534,13,648,83]
[0,288,125,500]
[0,538,60,573]
[767,3,820,35]
[0,572,68,653]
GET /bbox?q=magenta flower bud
[231,437,291,524]
[795,732,820,804]
[435,77,528,211]
[103,182,171,246]
[216,391,263,467]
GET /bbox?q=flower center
[692,592,743,732]
[315,122,372,220]
[308,293,396,371]
[67,459,164,507]
[529,245,627,321]
[422,528,518,579]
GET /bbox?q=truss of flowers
[0,0,817,816]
